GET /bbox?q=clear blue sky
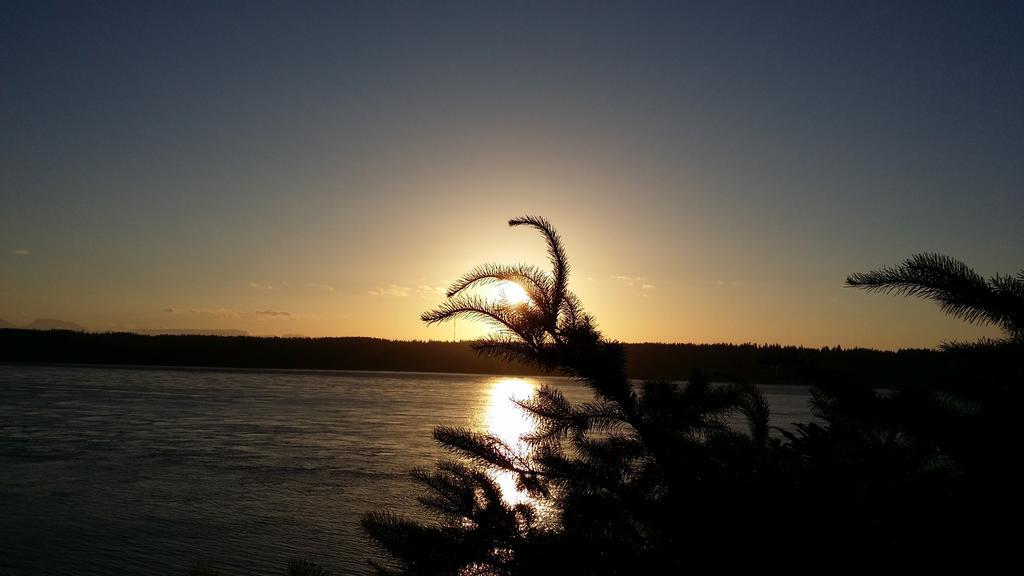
[2,1,1022,348]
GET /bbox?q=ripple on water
[0,365,813,575]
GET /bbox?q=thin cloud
[248,282,274,290]
[10,249,30,256]
[306,283,336,293]
[189,308,242,318]
[256,309,292,318]
[613,276,655,290]
[417,285,446,298]
[369,284,410,297]
[163,307,179,314]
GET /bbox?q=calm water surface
[0,365,812,575]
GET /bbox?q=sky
[1,1,1022,349]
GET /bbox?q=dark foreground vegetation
[10,218,1019,575]
[362,217,1021,573]
[0,329,973,387]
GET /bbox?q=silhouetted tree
[363,235,1021,571]
[777,253,1024,558]
[363,217,778,574]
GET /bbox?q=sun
[491,280,532,306]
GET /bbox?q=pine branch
[445,262,554,310]
[471,335,545,368]
[433,426,523,471]
[727,382,770,448]
[411,461,479,520]
[846,253,1022,333]
[509,215,570,314]
[421,294,532,342]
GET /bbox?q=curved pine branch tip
[421,216,588,350]
[847,252,1024,340]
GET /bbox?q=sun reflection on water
[481,378,539,506]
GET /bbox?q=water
[0,365,812,575]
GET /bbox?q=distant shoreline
[0,328,960,387]
[0,360,553,381]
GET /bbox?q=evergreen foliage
[363,218,1021,572]
[847,253,1024,343]
[364,217,774,573]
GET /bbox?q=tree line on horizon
[0,328,968,388]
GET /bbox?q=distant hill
[0,318,15,329]
[0,329,968,388]
[22,318,87,331]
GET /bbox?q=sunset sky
[2,1,1022,349]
